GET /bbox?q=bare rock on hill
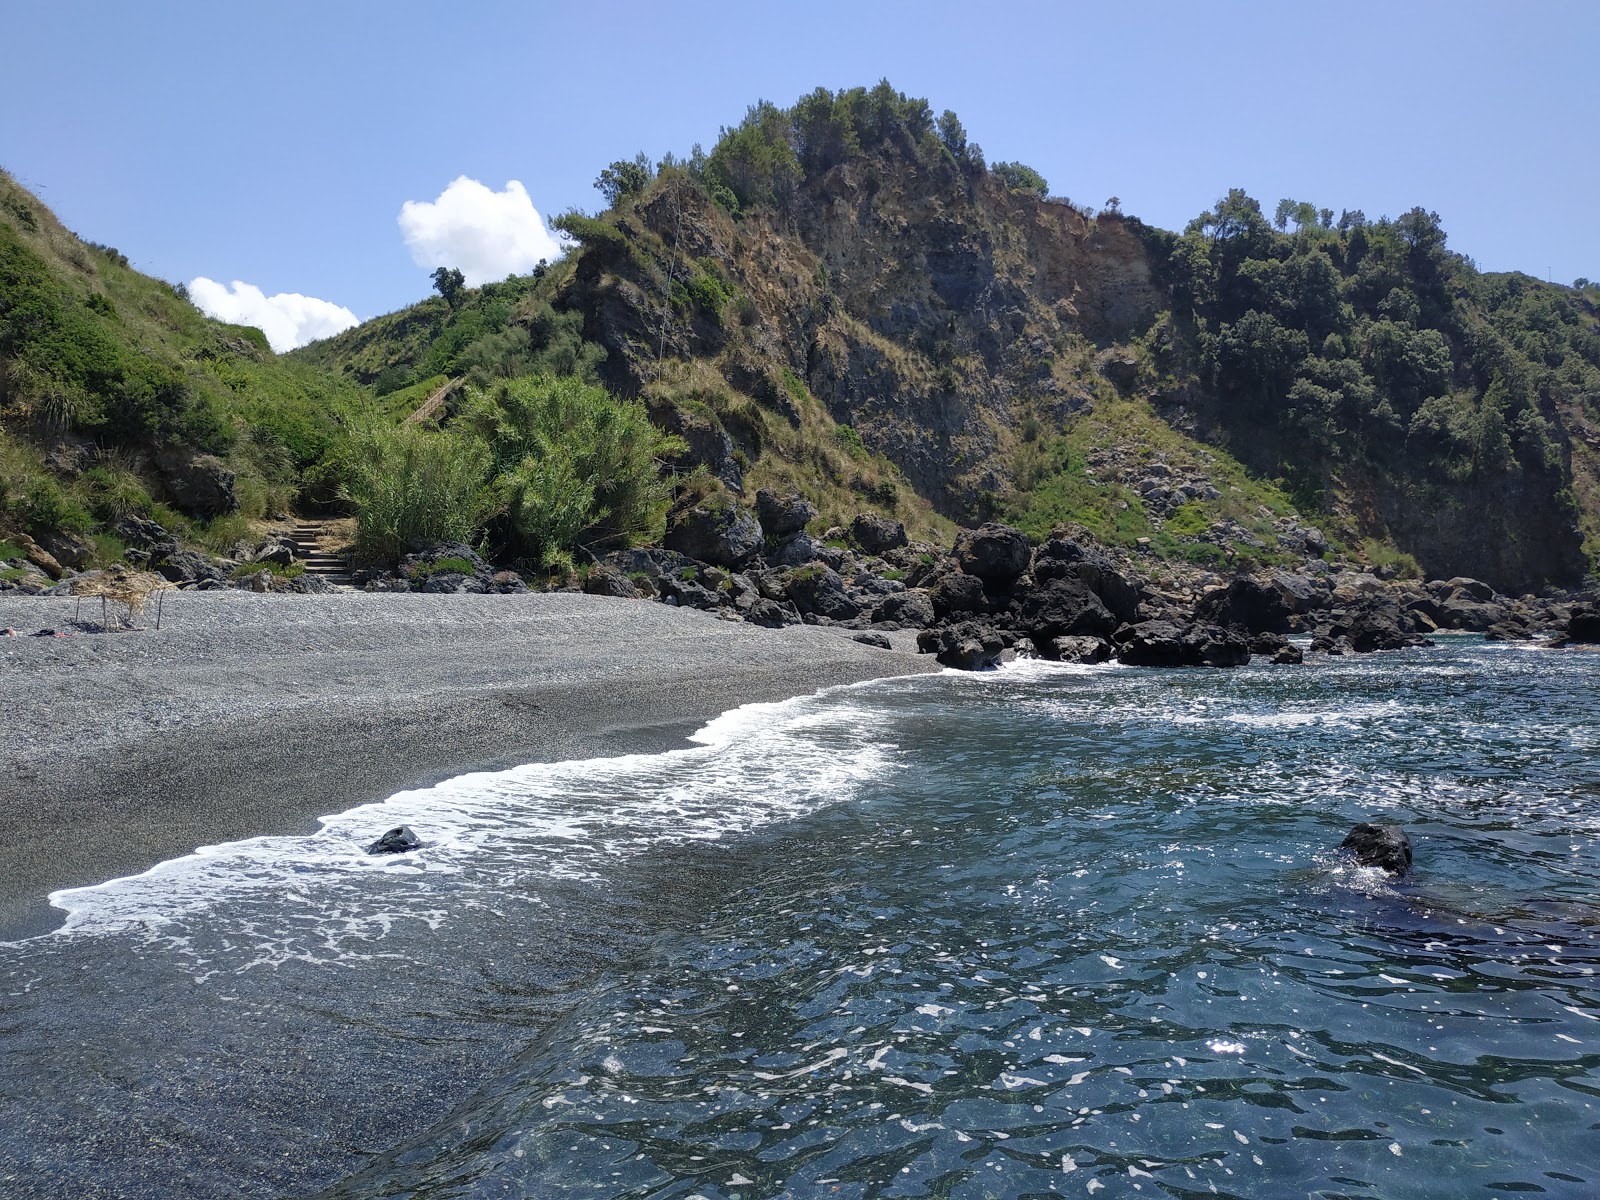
[664,500,764,569]
[158,450,239,518]
[849,513,908,555]
[755,489,817,539]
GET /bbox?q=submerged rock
[366,825,423,855]
[1339,822,1412,876]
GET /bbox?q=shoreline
[0,592,935,940]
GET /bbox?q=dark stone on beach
[366,825,423,855]
[767,531,819,567]
[1049,635,1112,663]
[783,565,863,621]
[420,571,471,594]
[1012,577,1117,647]
[931,570,988,618]
[663,501,764,570]
[849,513,907,555]
[255,536,298,567]
[1113,619,1249,668]
[755,489,817,539]
[1339,822,1412,876]
[875,589,935,628]
[156,550,225,587]
[1566,606,1600,644]
[953,523,1030,586]
[917,620,1006,670]
[583,565,642,599]
[852,632,893,649]
[746,597,802,628]
[1196,577,1294,634]
[1030,537,1141,625]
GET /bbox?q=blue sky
[3,1,1597,345]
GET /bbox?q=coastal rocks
[930,570,989,618]
[851,631,893,649]
[1010,577,1117,646]
[156,550,227,587]
[917,620,1006,670]
[1049,635,1113,664]
[663,499,764,569]
[366,825,423,855]
[582,565,642,599]
[1031,537,1140,624]
[755,489,816,538]
[1554,604,1600,646]
[1325,598,1434,653]
[1339,822,1412,877]
[1113,619,1249,668]
[874,589,935,628]
[953,523,1030,586]
[781,564,863,622]
[1195,577,1294,634]
[114,515,179,565]
[849,512,907,555]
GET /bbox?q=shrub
[230,559,305,580]
[343,423,494,563]
[408,555,477,579]
[459,374,685,567]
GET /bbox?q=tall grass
[342,423,492,563]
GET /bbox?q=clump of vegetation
[407,555,477,580]
[230,559,305,580]
[342,423,494,563]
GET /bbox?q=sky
[3,0,1597,349]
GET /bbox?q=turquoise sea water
[3,637,1598,1199]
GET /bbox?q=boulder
[1267,570,1327,615]
[366,825,423,855]
[157,450,238,517]
[851,632,893,650]
[1440,577,1497,603]
[746,598,802,628]
[1031,537,1140,624]
[583,565,642,599]
[849,513,908,555]
[930,570,988,618]
[1196,577,1294,634]
[1339,822,1412,877]
[917,620,1006,670]
[1272,643,1305,665]
[767,531,819,567]
[953,523,1031,586]
[1048,635,1112,664]
[1332,599,1433,653]
[1011,577,1117,647]
[156,550,226,587]
[1113,620,1249,668]
[664,500,764,570]
[874,589,935,628]
[755,489,817,538]
[1566,606,1600,644]
[41,529,93,569]
[254,536,298,567]
[783,564,863,621]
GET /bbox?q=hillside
[6,83,1600,592]
[0,168,364,569]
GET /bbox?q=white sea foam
[38,681,905,956]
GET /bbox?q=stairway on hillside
[289,519,354,587]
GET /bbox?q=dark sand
[0,592,934,939]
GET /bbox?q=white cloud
[398,176,562,287]
[189,278,359,352]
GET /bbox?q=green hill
[0,167,364,566]
[6,83,1600,590]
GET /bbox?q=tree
[431,267,465,307]
[990,161,1049,197]
[594,152,653,207]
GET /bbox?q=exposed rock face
[1562,605,1600,644]
[366,825,423,855]
[1339,822,1412,876]
[582,566,642,599]
[1010,577,1117,648]
[782,564,863,622]
[953,523,1031,586]
[663,501,764,569]
[875,589,935,628]
[1049,635,1112,664]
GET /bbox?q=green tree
[431,267,465,307]
[990,161,1049,197]
[594,152,654,207]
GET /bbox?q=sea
[2,635,1597,1199]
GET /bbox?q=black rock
[1113,619,1249,668]
[746,597,802,628]
[755,490,817,539]
[953,523,1031,586]
[366,825,423,855]
[1011,577,1117,647]
[157,450,239,517]
[1566,606,1600,644]
[664,500,764,570]
[930,571,988,618]
[874,589,935,628]
[1271,643,1305,665]
[1196,577,1294,634]
[852,632,893,649]
[849,513,908,555]
[1048,635,1112,663]
[1339,822,1412,876]
[783,564,863,621]
[916,621,1006,670]
[583,565,642,599]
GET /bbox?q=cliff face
[565,151,1167,525]
[553,146,1598,590]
